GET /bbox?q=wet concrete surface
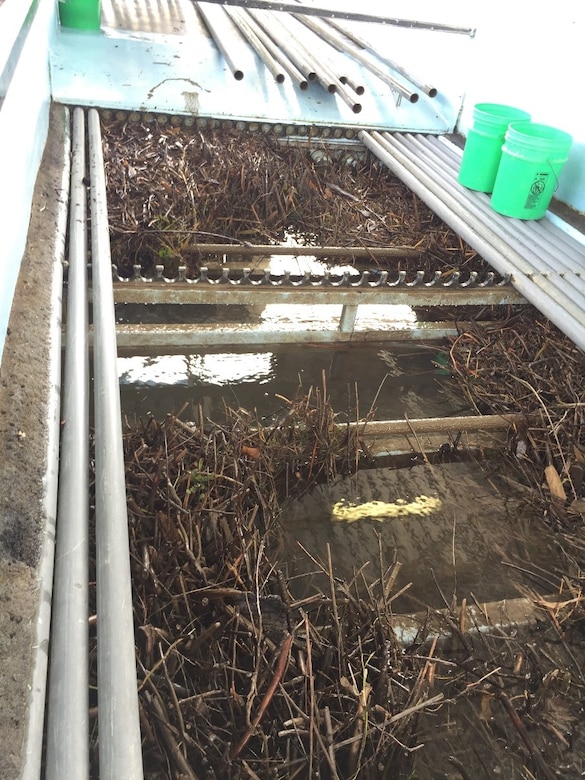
[277,461,558,613]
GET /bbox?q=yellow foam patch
[331,495,442,523]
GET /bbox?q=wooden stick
[147,689,199,780]
[497,692,557,780]
[353,412,529,436]
[230,634,294,760]
[374,692,444,724]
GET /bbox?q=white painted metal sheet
[50,0,469,131]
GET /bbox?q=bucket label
[524,172,549,210]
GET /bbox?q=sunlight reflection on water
[119,352,275,386]
[118,249,421,402]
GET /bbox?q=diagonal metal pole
[88,107,144,780]
[191,0,476,34]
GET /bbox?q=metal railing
[46,106,144,780]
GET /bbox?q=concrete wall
[0,0,56,364]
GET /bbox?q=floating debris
[94,114,585,779]
[86,374,585,778]
[101,116,487,280]
[447,311,585,527]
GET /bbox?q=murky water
[276,461,558,612]
[116,304,556,617]
[119,341,464,423]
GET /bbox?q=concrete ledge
[393,594,557,648]
[0,105,69,779]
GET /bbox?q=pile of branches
[119,391,445,778]
[447,311,585,527]
[83,377,585,778]
[101,116,485,278]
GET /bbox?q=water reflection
[260,249,418,330]
[258,302,416,331]
[118,343,462,423]
[119,351,275,386]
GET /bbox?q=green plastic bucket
[490,122,573,220]
[58,0,101,30]
[458,103,531,192]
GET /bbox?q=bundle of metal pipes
[194,0,460,111]
[45,108,143,780]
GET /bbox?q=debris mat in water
[101,116,489,281]
[87,380,585,778]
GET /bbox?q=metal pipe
[397,133,585,307]
[312,37,366,96]
[311,53,363,113]
[20,105,72,780]
[359,130,585,350]
[238,9,309,89]
[225,6,285,83]
[191,0,476,34]
[374,132,585,311]
[413,134,585,295]
[428,134,585,268]
[88,107,144,780]
[186,243,422,258]
[339,74,365,96]
[45,107,90,780]
[253,10,361,110]
[375,131,582,293]
[250,9,317,80]
[327,18,438,97]
[280,14,364,107]
[196,2,246,80]
[303,33,366,96]
[296,14,420,103]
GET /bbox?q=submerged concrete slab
[279,460,558,613]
